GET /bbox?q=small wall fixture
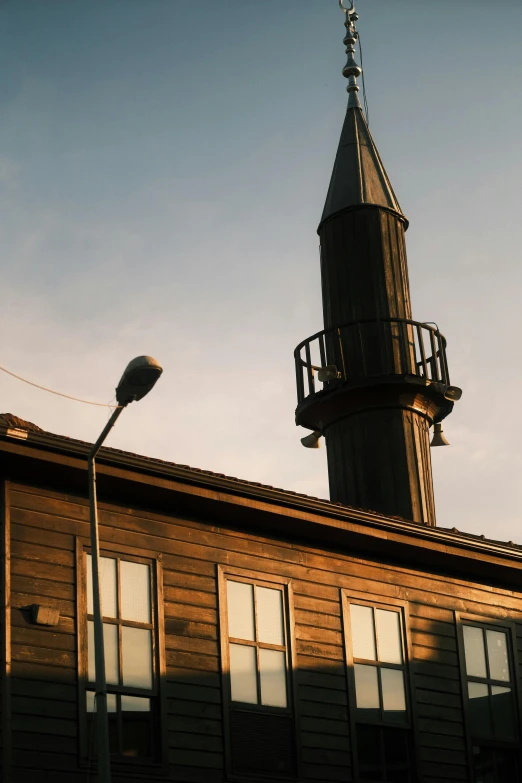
[301,430,322,449]
[431,422,450,447]
[32,605,60,626]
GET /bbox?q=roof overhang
[1,425,521,590]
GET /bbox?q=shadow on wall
[3,605,477,783]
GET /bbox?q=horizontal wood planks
[1,480,11,781]
[7,482,522,782]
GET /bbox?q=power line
[0,364,118,408]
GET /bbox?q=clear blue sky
[1,0,521,540]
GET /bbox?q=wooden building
[0,7,518,783]
[1,412,522,783]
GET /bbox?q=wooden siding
[6,481,522,782]
[1,480,11,782]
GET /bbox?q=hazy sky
[1,0,521,542]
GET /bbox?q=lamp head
[301,430,322,449]
[430,421,450,447]
[116,356,163,406]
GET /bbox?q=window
[219,568,296,778]
[461,622,520,783]
[226,579,288,708]
[463,624,516,741]
[344,599,413,783]
[83,553,160,761]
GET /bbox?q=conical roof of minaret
[319,104,407,231]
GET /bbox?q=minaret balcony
[294,318,456,432]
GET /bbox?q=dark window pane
[230,710,296,777]
[121,695,152,757]
[468,682,492,737]
[491,685,516,740]
[464,625,487,678]
[383,727,411,783]
[86,691,118,755]
[495,748,520,783]
[357,724,383,780]
[473,745,497,783]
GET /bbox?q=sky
[0,0,521,542]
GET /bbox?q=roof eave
[1,426,522,582]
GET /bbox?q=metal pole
[88,405,125,783]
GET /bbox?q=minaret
[294,3,461,526]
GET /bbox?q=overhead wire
[0,363,118,408]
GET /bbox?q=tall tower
[294,3,461,526]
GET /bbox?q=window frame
[76,538,167,773]
[217,564,299,782]
[342,591,419,783]
[456,611,522,777]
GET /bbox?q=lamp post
[89,356,163,783]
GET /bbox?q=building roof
[1,413,522,568]
[0,412,42,432]
[319,106,407,231]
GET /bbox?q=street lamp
[88,356,163,783]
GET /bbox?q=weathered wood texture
[7,482,522,782]
[326,408,436,526]
[1,480,11,782]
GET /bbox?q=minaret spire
[320,2,405,231]
[294,4,461,526]
[340,0,362,109]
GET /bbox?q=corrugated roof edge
[1,414,521,561]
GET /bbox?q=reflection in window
[349,604,407,724]
[463,624,516,742]
[226,579,288,709]
[85,554,157,759]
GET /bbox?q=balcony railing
[294,318,449,404]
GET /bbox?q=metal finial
[339,0,362,108]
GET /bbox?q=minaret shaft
[320,208,412,329]
[325,408,436,524]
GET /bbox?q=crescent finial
[339,0,355,14]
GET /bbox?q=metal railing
[294,318,449,404]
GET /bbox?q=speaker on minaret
[294,1,461,526]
